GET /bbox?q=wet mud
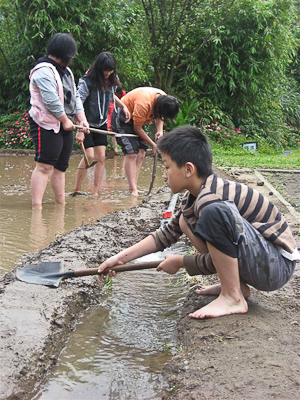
[0,167,299,400]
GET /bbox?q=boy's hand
[98,255,124,279]
[156,254,184,275]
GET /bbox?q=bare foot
[189,293,248,319]
[130,190,139,197]
[196,282,251,299]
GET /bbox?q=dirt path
[0,167,299,400]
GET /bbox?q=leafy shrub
[0,111,33,149]
[167,98,202,130]
[204,122,246,150]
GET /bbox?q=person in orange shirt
[111,87,179,196]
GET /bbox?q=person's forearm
[134,125,155,147]
[75,112,88,125]
[117,235,158,263]
[155,118,164,136]
[98,235,158,273]
[57,113,70,124]
[115,96,125,109]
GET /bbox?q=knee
[199,202,230,225]
[126,153,138,161]
[36,163,53,175]
[95,155,105,164]
[196,201,239,243]
[139,150,146,159]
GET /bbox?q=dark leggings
[29,116,73,172]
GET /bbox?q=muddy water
[1,154,187,399]
[34,252,188,400]
[0,154,164,273]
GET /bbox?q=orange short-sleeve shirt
[121,87,166,126]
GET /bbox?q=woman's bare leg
[31,162,54,209]
[124,153,139,196]
[93,145,106,196]
[74,147,95,192]
[135,149,146,186]
[50,168,66,205]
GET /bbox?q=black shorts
[111,108,148,155]
[84,124,108,149]
[194,201,296,291]
[29,116,73,172]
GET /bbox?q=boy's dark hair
[153,95,179,121]
[88,52,119,90]
[47,33,77,65]
[157,125,213,178]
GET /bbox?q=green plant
[168,98,202,130]
[204,122,246,150]
[0,110,33,149]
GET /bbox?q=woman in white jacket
[29,33,89,209]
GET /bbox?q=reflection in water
[30,205,65,249]
[0,154,164,273]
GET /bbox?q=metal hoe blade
[16,262,64,287]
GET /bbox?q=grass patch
[212,147,300,169]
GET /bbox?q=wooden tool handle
[74,124,138,138]
[73,260,162,277]
[80,142,89,165]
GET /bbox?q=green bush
[0,111,33,149]
[204,122,246,150]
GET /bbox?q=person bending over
[111,87,179,197]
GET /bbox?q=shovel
[15,260,161,288]
[79,142,98,169]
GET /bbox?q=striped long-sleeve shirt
[151,174,298,275]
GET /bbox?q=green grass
[212,148,300,169]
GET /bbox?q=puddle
[0,154,164,273]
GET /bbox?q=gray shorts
[195,201,296,291]
[111,108,148,154]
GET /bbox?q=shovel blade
[78,160,98,169]
[86,160,98,169]
[16,262,63,287]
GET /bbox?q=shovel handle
[73,260,162,277]
[74,124,138,138]
[80,142,90,166]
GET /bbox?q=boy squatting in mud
[98,125,299,319]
